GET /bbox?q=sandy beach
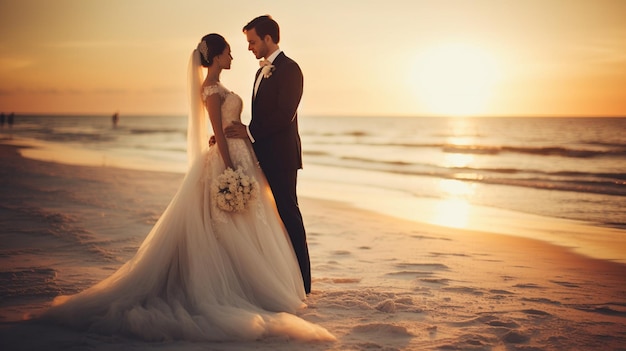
[1,142,625,351]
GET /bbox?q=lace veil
[186,49,208,168]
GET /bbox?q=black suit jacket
[250,52,303,172]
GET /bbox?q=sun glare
[412,43,500,117]
[430,179,476,228]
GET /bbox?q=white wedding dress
[40,81,334,342]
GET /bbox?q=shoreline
[1,142,625,350]
[4,135,625,264]
[298,168,626,264]
[0,141,624,286]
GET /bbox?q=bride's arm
[205,93,234,169]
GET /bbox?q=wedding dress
[40,52,335,342]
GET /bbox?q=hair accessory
[198,41,209,62]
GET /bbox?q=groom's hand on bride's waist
[224,121,248,139]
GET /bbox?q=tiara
[197,41,209,62]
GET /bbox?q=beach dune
[1,143,625,351]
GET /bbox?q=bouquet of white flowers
[212,166,259,212]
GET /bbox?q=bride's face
[216,45,233,70]
[245,28,268,59]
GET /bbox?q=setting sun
[412,43,500,117]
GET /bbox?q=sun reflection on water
[431,179,475,229]
[443,152,474,168]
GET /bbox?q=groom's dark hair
[243,15,280,44]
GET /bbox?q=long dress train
[40,83,335,342]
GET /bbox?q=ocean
[1,114,625,259]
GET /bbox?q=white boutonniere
[260,60,275,78]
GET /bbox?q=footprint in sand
[420,277,450,286]
[410,233,452,241]
[489,289,514,295]
[394,263,449,271]
[388,263,451,287]
[486,319,520,328]
[488,289,515,300]
[429,252,469,258]
[549,280,580,288]
[386,271,434,277]
[522,297,562,306]
[522,308,552,316]
[442,286,485,296]
[503,330,530,344]
[513,283,545,289]
[351,323,414,337]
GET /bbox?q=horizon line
[6,112,626,119]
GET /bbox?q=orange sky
[1,0,625,117]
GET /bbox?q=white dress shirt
[253,49,282,98]
[248,49,282,143]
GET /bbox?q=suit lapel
[253,52,286,106]
[252,68,262,104]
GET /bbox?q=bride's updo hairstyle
[197,34,227,67]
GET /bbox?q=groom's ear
[263,34,275,45]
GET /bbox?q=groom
[225,15,311,294]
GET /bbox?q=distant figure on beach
[111,111,119,127]
[40,30,334,343]
[225,15,310,295]
[0,112,4,127]
[7,112,14,128]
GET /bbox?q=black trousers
[263,167,311,294]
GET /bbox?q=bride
[40,33,335,342]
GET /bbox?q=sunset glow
[412,43,500,117]
[1,0,625,117]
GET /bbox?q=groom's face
[245,28,269,60]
